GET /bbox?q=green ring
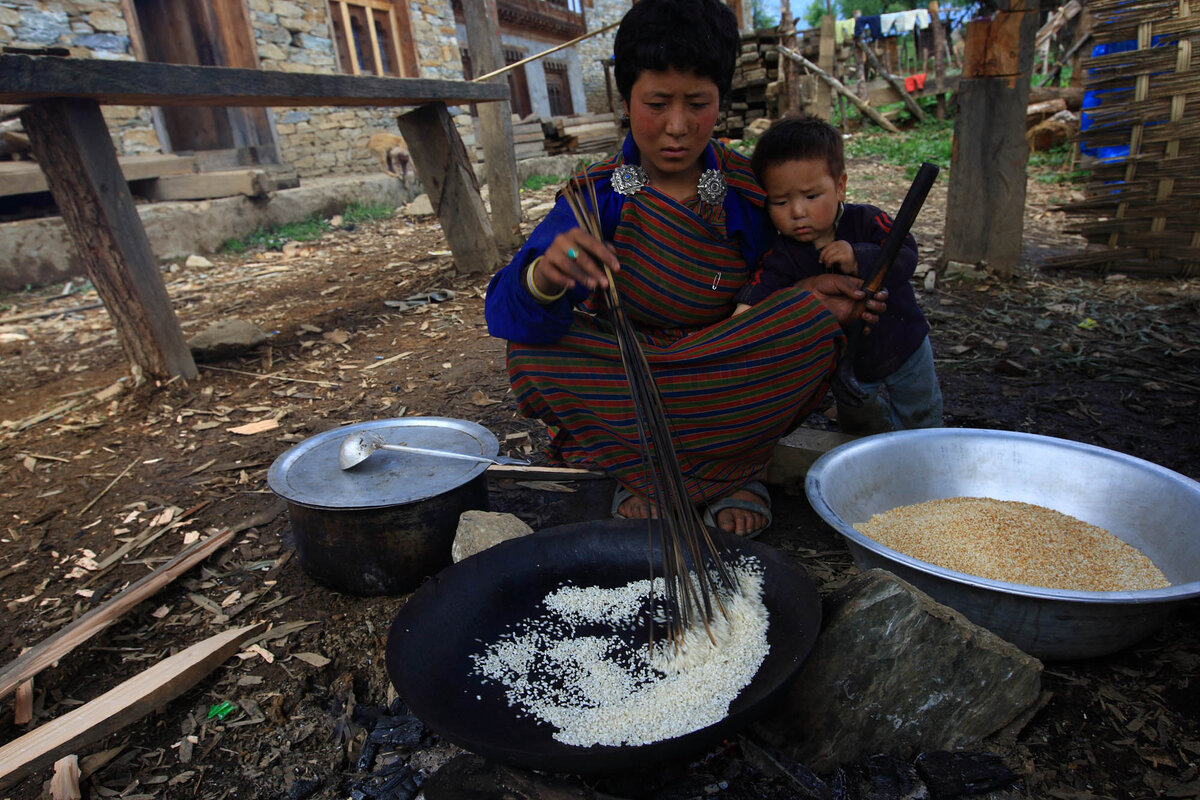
[567,248,578,260]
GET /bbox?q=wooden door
[503,48,532,119]
[126,0,279,163]
[544,61,574,117]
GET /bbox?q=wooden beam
[0,153,195,198]
[0,623,266,791]
[397,102,500,275]
[778,45,901,133]
[460,0,523,251]
[0,54,509,107]
[20,99,197,380]
[0,527,237,701]
[143,167,299,202]
[930,1,948,120]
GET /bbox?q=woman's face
[625,67,721,187]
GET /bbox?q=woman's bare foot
[617,493,656,519]
[714,487,770,536]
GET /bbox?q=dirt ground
[1,158,1199,800]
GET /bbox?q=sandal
[611,484,635,520]
[701,481,773,539]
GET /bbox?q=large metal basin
[805,428,1200,661]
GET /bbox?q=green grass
[222,216,330,254]
[220,201,396,253]
[1029,143,1088,185]
[522,173,564,192]
[844,118,955,179]
[343,201,395,224]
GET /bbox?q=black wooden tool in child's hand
[831,161,941,408]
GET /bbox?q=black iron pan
[385,518,822,774]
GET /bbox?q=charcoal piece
[856,755,929,800]
[830,768,854,800]
[357,740,380,772]
[913,751,1018,797]
[289,778,322,800]
[368,716,426,748]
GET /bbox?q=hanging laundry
[835,17,857,44]
[904,73,927,92]
[913,8,932,29]
[855,14,883,40]
[880,11,906,35]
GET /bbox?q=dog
[366,132,410,183]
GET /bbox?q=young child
[734,115,942,434]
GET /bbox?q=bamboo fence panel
[1046,0,1198,276]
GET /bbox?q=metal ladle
[338,430,530,470]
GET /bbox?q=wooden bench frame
[0,54,512,379]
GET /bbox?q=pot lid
[267,417,498,510]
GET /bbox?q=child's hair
[613,0,740,108]
[751,115,846,186]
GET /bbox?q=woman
[485,0,885,537]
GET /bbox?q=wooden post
[930,1,947,120]
[816,14,836,120]
[459,0,523,251]
[781,0,802,115]
[397,103,500,275]
[20,99,197,381]
[942,0,1038,278]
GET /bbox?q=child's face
[762,158,847,248]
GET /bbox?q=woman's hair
[751,115,846,185]
[613,0,740,107]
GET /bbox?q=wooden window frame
[327,0,418,78]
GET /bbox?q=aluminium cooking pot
[386,518,823,773]
[267,417,497,595]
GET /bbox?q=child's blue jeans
[836,335,943,434]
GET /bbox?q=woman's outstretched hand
[796,274,888,330]
[531,228,621,296]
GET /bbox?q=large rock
[187,319,268,361]
[756,569,1042,772]
[452,511,533,562]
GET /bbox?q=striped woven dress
[486,137,844,506]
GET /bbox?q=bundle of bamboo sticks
[561,175,737,651]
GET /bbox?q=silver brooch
[612,165,649,196]
[696,169,727,206]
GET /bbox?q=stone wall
[577,0,626,114]
[0,0,476,178]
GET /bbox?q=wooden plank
[778,45,901,134]
[20,99,197,380]
[397,102,500,275]
[856,39,930,123]
[864,74,959,107]
[0,623,266,791]
[0,54,508,107]
[0,526,237,701]
[143,168,299,201]
[460,0,523,251]
[0,153,195,198]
